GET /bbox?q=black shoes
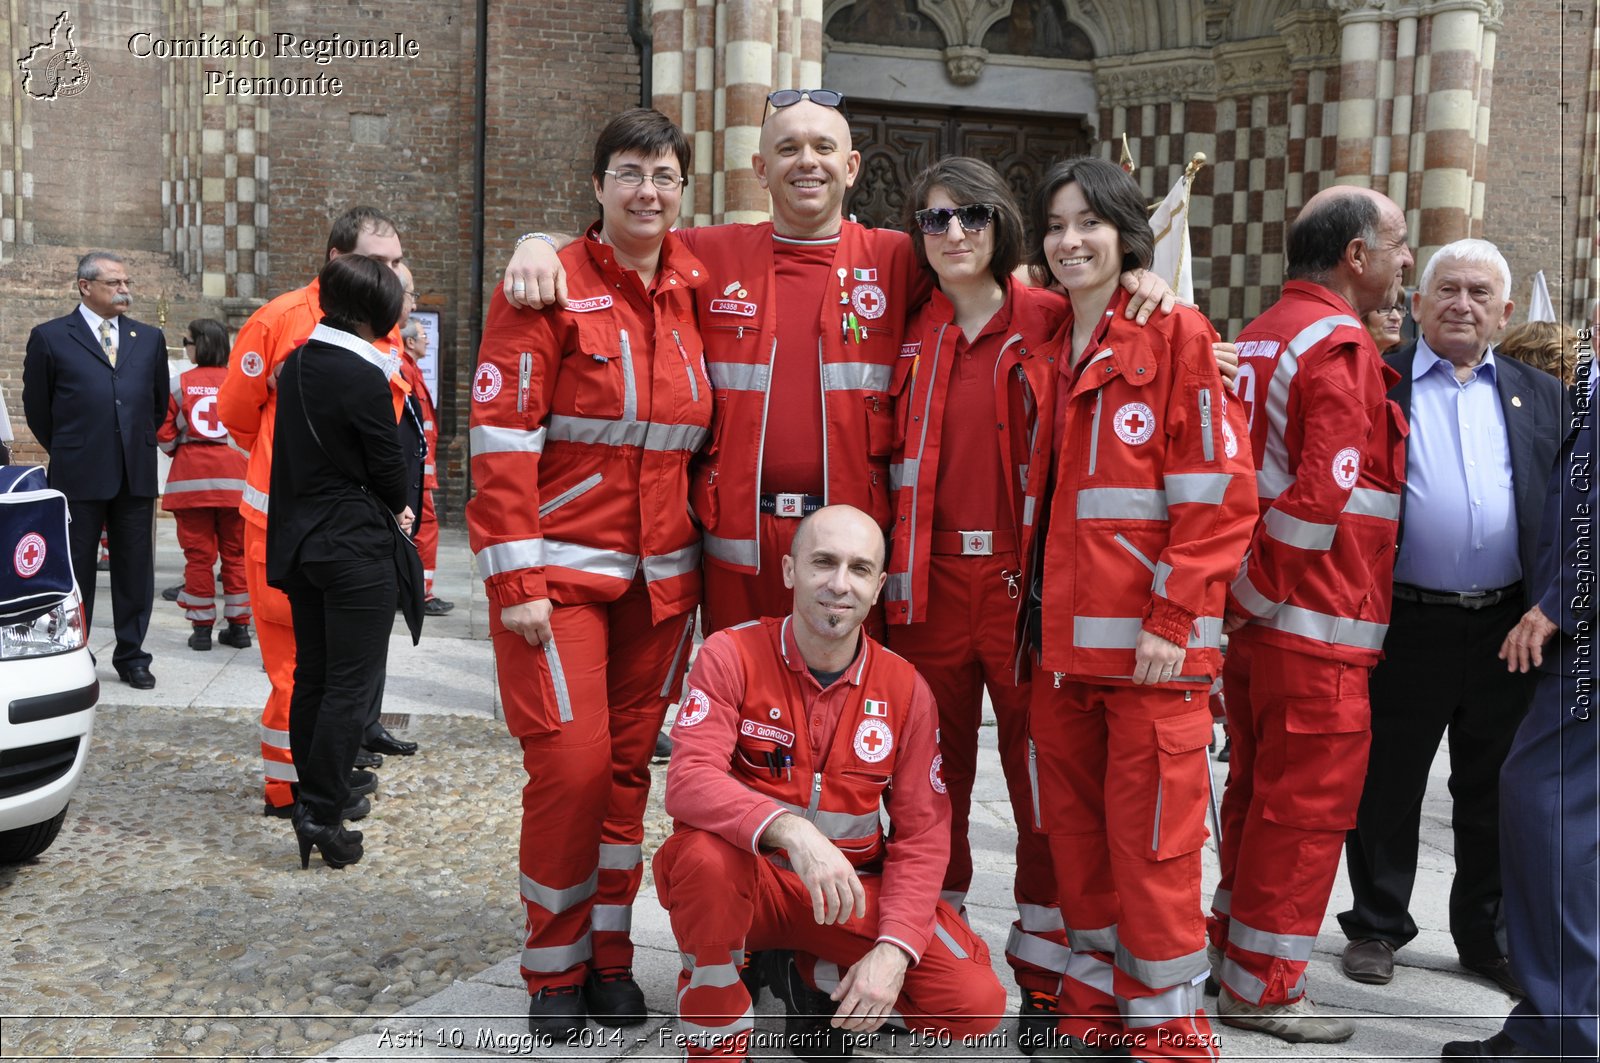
[347,769,379,798]
[365,728,419,756]
[760,950,851,1061]
[527,984,586,1041]
[161,583,181,601]
[1017,989,1060,1056]
[653,730,673,763]
[353,748,384,769]
[217,622,252,649]
[264,793,370,822]
[1462,956,1526,999]
[1341,938,1397,984]
[423,596,455,616]
[292,806,364,869]
[584,967,647,1027]
[1441,1030,1533,1057]
[115,663,156,689]
[188,624,213,651]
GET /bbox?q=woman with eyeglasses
[465,108,713,1041]
[1363,300,1406,355]
[1018,157,1258,1058]
[157,318,252,652]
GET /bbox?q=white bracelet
[515,231,557,251]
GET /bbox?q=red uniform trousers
[702,512,884,637]
[653,826,1006,1061]
[886,551,1066,996]
[1031,679,1218,1061]
[246,520,298,809]
[173,507,249,626]
[493,575,696,995]
[1208,628,1372,1007]
[416,489,439,598]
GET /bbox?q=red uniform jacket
[682,222,931,572]
[1025,292,1258,685]
[885,278,1067,625]
[466,231,713,622]
[398,352,439,490]
[158,364,247,511]
[1225,280,1407,665]
[664,616,949,962]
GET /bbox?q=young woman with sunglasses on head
[1017,157,1258,1059]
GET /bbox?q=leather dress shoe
[365,729,418,756]
[353,748,384,769]
[161,583,182,602]
[116,663,156,690]
[1441,1030,1532,1057]
[347,769,378,797]
[1341,938,1396,984]
[1462,956,1526,999]
[652,730,673,763]
[527,984,585,1041]
[423,596,455,616]
[583,967,647,1027]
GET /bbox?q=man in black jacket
[22,252,169,689]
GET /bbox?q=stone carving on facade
[1276,8,1341,66]
[1095,56,1217,108]
[1215,38,1292,93]
[910,0,1014,84]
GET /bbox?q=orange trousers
[173,507,250,626]
[245,520,297,809]
[415,489,439,597]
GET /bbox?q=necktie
[98,319,117,367]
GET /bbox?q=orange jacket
[158,364,247,511]
[885,278,1066,625]
[217,278,406,529]
[397,351,439,490]
[1026,292,1258,686]
[1225,280,1407,664]
[681,222,931,573]
[664,616,948,962]
[465,232,713,622]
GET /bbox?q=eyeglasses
[403,289,418,299]
[604,169,685,190]
[766,88,845,111]
[1377,305,1406,317]
[182,337,195,347]
[914,204,998,236]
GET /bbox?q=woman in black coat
[267,253,413,868]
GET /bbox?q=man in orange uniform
[655,504,1006,1062]
[1210,185,1412,1044]
[218,206,412,818]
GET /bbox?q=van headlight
[0,593,87,659]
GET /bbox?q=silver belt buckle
[774,493,806,518]
[960,530,994,556]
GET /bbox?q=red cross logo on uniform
[850,283,887,320]
[1341,456,1357,479]
[1332,446,1361,489]
[14,532,46,578]
[853,718,894,763]
[861,730,883,754]
[189,394,224,439]
[1123,411,1145,435]
[1113,402,1156,445]
[472,362,503,403]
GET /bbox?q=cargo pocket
[1262,689,1371,830]
[1149,710,1214,859]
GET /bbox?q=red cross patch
[929,754,947,795]
[14,532,46,578]
[1332,447,1361,489]
[472,362,503,403]
[1113,401,1156,445]
[853,718,893,763]
[189,394,226,439]
[850,283,887,321]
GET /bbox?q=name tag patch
[741,719,795,747]
[709,299,757,317]
[566,295,614,313]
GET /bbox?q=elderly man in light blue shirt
[1338,238,1567,1000]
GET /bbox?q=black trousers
[283,557,395,824]
[1339,594,1535,961]
[67,491,154,670]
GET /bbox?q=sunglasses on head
[913,203,998,236]
[766,88,846,111]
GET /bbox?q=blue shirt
[1392,338,1521,592]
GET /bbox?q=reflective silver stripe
[940,888,967,911]
[1227,918,1316,961]
[242,483,269,514]
[1263,603,1388,651]
[544,636,574,723]
[261,725,290,747]
[522,934,592,973]
[889,459,917,493]
[1263,508,1338,551]
[590,904,631,932]
[599,843,642,870]
[1219,956,1269,1005]
[470,424,546,454]
[1066,924,1119,954]
[1192,616,1222,648]
[706,361,770,391]
[1165,473,1230,506]
[1257,314,1360,505]
[539,474,602,518]
[687,960,741,990]
[1088,390,1104,475]
[545,540,639,580]
[618,329,638,422]
[423,464,435,475]
[1078,487,1167,521]
[476,538,545,577]
[1229,565,1281,617]
[1063,949,1115,994]
[704,532,759,568]
[520,869,598,914]
[1072,617,1221,650]
[1114,533,1158,573]
[933,923,968,960]
[1018,903,1065,933]
[770,798,881,840]
[1007,925,1071,975]
[883,571,911,604]
[820,361,892,392]
[1256,464,1294,499]
[224,593,249,604]
[1152,561,1173,597]
[264,760,298,782]
[1346,486,1401,520]
[660,612,697,699]
[643,543,702,583]
[1122,980,1206,1027]
[222,603,249,619]
[165,477,247,494]
[423,420,434,431]
[1023,494,1036,527]
[1211,888,1231,916]
[1115,944,1210,990]
[544,415,707,453]
[675,1010,754,1045]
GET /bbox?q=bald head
[1288,185,1413,316]
[790,504,885,571]
[753,100,860,239]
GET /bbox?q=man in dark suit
[1338,238,1566,994]
[22,251,169,689]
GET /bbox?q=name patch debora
[740,720,795,747]
[565,295,614,313]
[709,299,757,317]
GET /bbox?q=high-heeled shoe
[292,810,365,869]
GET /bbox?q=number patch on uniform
[472,362,503,403]
[676,688,711,728]
[1332,447,1361,489]
[1113,402,1156,445]
[853,718,894,763]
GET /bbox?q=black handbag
[295,351,425,644]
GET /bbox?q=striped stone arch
[1228,0,1326,41]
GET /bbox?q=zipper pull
[813,772,823,796]
[737,326,745,340]
[517,352,532,413]
[1053,672,1063,689]
[1001,569,1020,600]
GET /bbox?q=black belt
[1392,581,1521,611]
[758,493,825,518]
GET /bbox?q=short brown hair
[591,108,691,185]
[1027,156,1153,283]
[188,318,231,368]
[1499,321,1580,388]
[904,157,1026,285]
[318,253,405,338]
[325,206,399,260]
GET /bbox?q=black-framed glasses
[914,204,998,236]
[766,88,845,111]
[604,169,686,190]
[181,337,195,347]
[1376,304,1405,317]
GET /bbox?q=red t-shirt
[932,296,1012,533]
[759,234,837,495]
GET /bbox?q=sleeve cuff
[1143,596,1199,645]
[741,804,788,854]
[875,922,927,965]
[485,571,548,608]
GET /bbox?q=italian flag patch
[864,699,888,717]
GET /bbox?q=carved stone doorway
[845,102,1092,229]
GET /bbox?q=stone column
[1332,0,1386,185]
[721,0,773,221]
[1417,0,1489,257]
